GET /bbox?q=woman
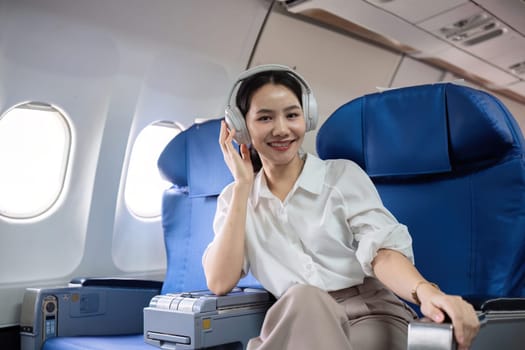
[203,64,479,350]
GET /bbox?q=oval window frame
[0,101,73,221]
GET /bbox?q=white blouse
[206,153,414,298]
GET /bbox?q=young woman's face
[245,83,306,168]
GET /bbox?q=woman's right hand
[219,120,254,186]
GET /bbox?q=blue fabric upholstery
[317,83,525,304]
[43,335,151,350]
[362,84,451,176]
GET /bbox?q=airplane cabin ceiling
[278,0,525,102]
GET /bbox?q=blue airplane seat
[317,83,525,303]
[38,119,261,350]
[317,83,525,349]
[157,118,260,294]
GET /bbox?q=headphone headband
[225,64,318,144]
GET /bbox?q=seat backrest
[157,118,260,294]
[317,83,525,303]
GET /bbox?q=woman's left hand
[418,284,480,350]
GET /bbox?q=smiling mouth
[268,140,294,150]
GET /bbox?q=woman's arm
[203,183,250,295]
[203,121,254,295]
[372,248,480,350]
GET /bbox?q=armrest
[144,287,273,349]
[407,298,525,350]
[20,278,162,350]
[407,319,456,350]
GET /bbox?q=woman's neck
[262,154,306,202]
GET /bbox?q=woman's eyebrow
[255,108,274,114]
[255,105,301,114]
[284,105,302,112]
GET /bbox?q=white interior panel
[430,46,519,86]
[286,0,450,54]
[418,2,490,34]
[491,45,525,76]
[390,56,445,88]
[475,0,525,34]
[507,81,525,97]
[465,28,523,61]
[364,0,468,23]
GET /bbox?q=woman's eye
[287,113,299,119]
[258,116,271,121]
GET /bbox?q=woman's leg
[346,315,410,350]
[248,278,417,350]
[247,284,353,350]
[340,278,418,350]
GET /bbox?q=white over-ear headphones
[224,64,318,145]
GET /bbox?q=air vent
[463,28,505,46]
[439,13,505,46]
[509,61,525,75]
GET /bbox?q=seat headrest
[158,130,188,187]
[158,118,234,197]
[317,83,520,178]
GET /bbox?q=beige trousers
[247,277,417,350]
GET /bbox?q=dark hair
[235,70,304,172]
[236,70,303,116]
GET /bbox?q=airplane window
[124,122,181,219]
[0,102,72,220]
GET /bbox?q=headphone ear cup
[303,91,318,132]
[225,105,251,145]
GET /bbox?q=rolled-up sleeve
[352,210,414,276]
[342,163,414,276]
